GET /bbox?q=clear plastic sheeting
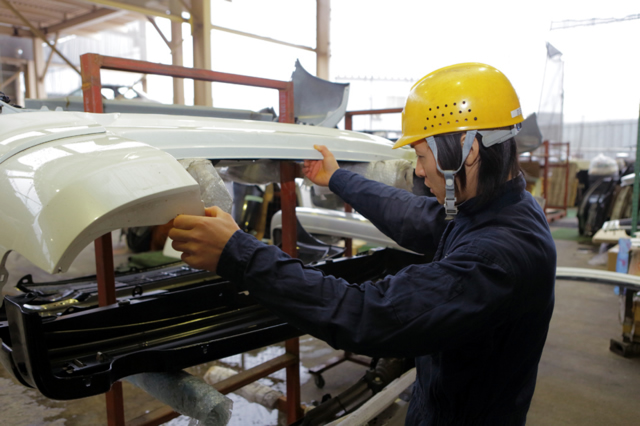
[341,160,414,192]
[216,160,280,185]
[124,371,233,426]
[214,159,415,192]
[180,159,233,213]
[203,366,283,410]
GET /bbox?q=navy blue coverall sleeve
[328,169,447,253]
[218,230,511,358]
[217,170,515,358]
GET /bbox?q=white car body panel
[91,112,410,162]
[271,207,414,253]
[0,110,411,275]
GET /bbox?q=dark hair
[433,132,521,207]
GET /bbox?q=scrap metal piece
[292,59,350,128]
[515,113,543,153]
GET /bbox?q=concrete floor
[1,216,640,425]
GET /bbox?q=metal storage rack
[541,140,571,223]
[80,53,302,426]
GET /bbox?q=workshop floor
[1,213,640,426]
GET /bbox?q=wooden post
[170,0,185,105]
[31,37,46,99]
[191,0,212,106]
[316,0,330,80]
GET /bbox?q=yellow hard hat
[393,63,523,149]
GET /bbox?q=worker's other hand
[302,144,339,187]
[169,206,240,273]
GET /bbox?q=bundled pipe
[124,370,233,426]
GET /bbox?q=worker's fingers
[171,238,190,253]
[302,160,321,179]
[314,144,331,158]
[172,214,202,230]
[205,206,220,217]
[168,227,192,242]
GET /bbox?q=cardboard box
[627,247,640,275]
[608,244,619,272]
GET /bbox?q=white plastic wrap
[588,153,619,176]
[125,371,233,426]
[341,159,414,191]
[180,159,233,213]
[203,365,283,410]
[303,160,414,199]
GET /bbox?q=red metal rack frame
[343,107,403,257]
[80,53,302,426]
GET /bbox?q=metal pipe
[556,267,640,290]
[40,33,59,79]
[84,53,290,89]
[147,16,172,50]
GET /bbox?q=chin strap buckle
[443,171,457,220]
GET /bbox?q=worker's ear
[461,135,480,167]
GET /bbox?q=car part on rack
[0,248,428,400]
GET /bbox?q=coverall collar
[455,174,526,218]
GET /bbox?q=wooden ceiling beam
[0,24,32,37]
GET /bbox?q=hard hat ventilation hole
[439,123,442,126]
[459,110,462,114]
[437,106,440,109]
[434,115,437,118]
[462,101,466,104]
[432,125,434,128]
[474,117,478,121]
[441,114,444,117]
[450,112,453,115]
[429,108,432,111]
[424,126,427,130]
[468,109,471,112]
[453,102,457,106]
[465,118,468,121]
[456,120,459,123]
[427,117,429,120]
[447,121,450,124]
[445,104,448,107]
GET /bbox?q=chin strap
[426,125,521,220]
[426,130,477,220]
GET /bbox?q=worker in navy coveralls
[170,63,556,425]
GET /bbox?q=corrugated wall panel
[564,119,638,161]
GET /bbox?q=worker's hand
[169,206,240,273]
[302,144,339,187]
